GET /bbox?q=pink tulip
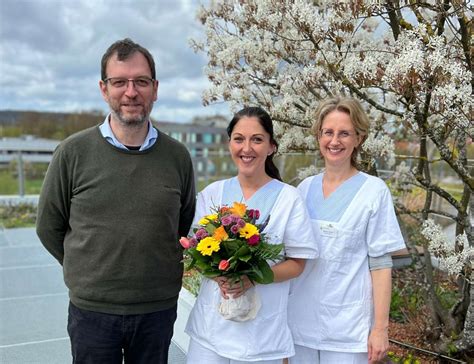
[218,259,230,271]
[179,237,191,249]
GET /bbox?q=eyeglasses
[319,128,356,140]
[104,77,154,89]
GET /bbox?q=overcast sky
[0,0,230,123]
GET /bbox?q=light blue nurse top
[305,172,367,222]
[222,176,284,224]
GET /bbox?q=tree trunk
[454,282,474,356]
[453,193,474,355]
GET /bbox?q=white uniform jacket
[288,172,406,353]
[185,179,319,361]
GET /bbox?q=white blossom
[421,220,473,278]
[362,132,396,168]
[296,165,320,182]
[392,161,415,191]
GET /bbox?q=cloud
[1,0,72,52]
[0,0,229,123]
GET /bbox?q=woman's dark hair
[227,107,282,181]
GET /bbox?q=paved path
[0,227,186,364]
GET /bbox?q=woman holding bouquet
[185,107,319,363]
[288,97,406,364]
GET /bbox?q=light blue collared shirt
[99,114,158,151]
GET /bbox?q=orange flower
[213,225,229,242]
[219,206,230,214]
[230,202,246,217]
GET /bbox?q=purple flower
[189,237,198,247]
[248,209,260,220]
[195,228,208,240]
[230,225,240,234]
[221,216,232,226]
[237,219,246,228]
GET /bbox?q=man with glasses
[36,38,196,363]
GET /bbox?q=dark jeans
[67,302,177,364]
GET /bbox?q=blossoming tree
[191,0,473,357]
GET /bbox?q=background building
[0,119,234,195]
[155,120,234,183]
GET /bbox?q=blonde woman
[288,97,406,364]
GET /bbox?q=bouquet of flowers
[180,201,284,321]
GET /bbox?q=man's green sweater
[36,126,196,315]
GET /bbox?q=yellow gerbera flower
[198,214,218,226]
[207,214,218,222]
[196,237,220,256]
[213,225,229,242]
[230,202,247,217]
[239,223,259,239]
[198,217,209,225]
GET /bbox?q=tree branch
[457,10,473,90]
[435,0,450,36]
[427,131,474,190]
[415,175,463,211]
[385,0,401,40]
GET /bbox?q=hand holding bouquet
[180,202,284,321]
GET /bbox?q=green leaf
[238,254,252,262]
[205,224,216,235]
[247,266,264,283]
[187,249,209,264]
[220,239,242,255]
[203,272,221,278]
[194,260,210,271]
[255,260,274,284]
[253,243,284,260]
[211,254,222,264]
[235,245,250,257]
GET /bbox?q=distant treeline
[0,110,106,140]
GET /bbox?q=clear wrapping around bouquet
[218,286,261,322]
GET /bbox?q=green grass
[387,352,421,363]
[0,171,19,194]
[0,170,44,195]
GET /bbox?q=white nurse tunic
[288,172,406,353]
[185,178,319,361]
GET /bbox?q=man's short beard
[111,109,148,128]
